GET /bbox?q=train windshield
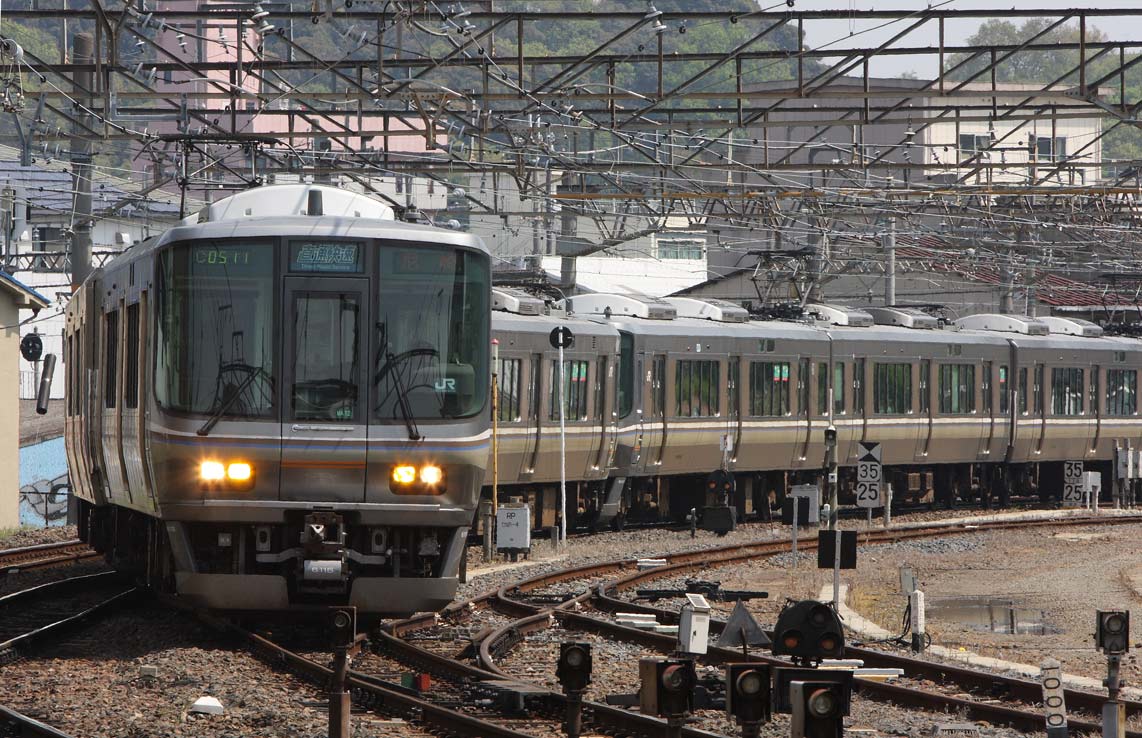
[373,245,489,420]
[155,241,277,418]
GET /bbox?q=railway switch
[724,663,771,726]
[1097,610,1130,654]
[789,679,849,738]
[772,600,845,665]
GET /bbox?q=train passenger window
[873,363,912,414]
[854,358,865,414]
[981,362,992,414]
[938,364,975,414]
[675,359,719,417]
[104,310,119,409]
[550,360,589,421]
[919,360,931,414]
[125,305,140,409]
[833,363,845,415]
[1107,369,1137,416]
[817,362,828,416]
[495,358,521,422]
[749,361,790,416]
[617,332,634,419]
[1019,367,1028,414]
[1051,367,1084,416]
[999,365,1009,414]
[797,358,809,416]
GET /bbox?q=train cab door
[796,357,812,463]
[590,356,611,472]
[280,277,369,502]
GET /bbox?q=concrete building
[0,272,50,528]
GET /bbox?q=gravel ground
[495,623,1049,738]
[0,525,78,550]
[0,606,432,738]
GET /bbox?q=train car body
[65,185,491,615]
[485,294,1142,527]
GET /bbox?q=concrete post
[69,32,94,292]
[883,216,896,306]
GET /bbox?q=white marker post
[558,341,566,544]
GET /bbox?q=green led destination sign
[290,242,363,272]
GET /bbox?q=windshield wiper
[197,364,265,436]
[386,351,422,441]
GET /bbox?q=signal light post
[328,606,364,738]
[1096,610,1130,738]
[725,663,771,738]
[556,642,592,738]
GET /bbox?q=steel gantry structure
[5,3,1142,305]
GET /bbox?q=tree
[946,18,1107,85]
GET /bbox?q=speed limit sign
[1062,460,1084,507]
[856,441,883,509]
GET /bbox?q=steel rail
[0,541,100,577]
[457,512,1142,735]
[0,571,138,664]
[0,706,80,738]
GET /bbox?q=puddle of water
[927,597,1060,635]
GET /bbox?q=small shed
[0,271,50,528]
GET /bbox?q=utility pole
[883,216,896,306]
[69,32,94,292]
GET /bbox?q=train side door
[979,361,996,459]
[915,359,933,460]
[726,356,742,467]
[590,356,610,472]
[280,277,369,502]
[1089,364,1102,456]
[644,354,667,467]
[520,353,542,477]
[796,357,812,464]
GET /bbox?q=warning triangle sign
[715,601,771,648]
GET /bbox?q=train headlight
[392,465,417,485]
[200,461,226,481]
[227,462,253,482]
[419,465,444,485]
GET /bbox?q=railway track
[391,511,1142,737]
[0,571,138,665]
[0,541,99,577]
[0,705,79,738]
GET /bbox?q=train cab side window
[125,304,140,410]
[749,361,790,416]
[495,357,521,422]
[550,359,589,421]
[833,362,845,415]
[1107,369,1137,416]
[938,363,975,414]
[105,310,119,409]
[617,332,634,419]
[1051,367,1084,416]
[999,365,1009,414]
[873,362,912,414]
[675,359,719,417]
